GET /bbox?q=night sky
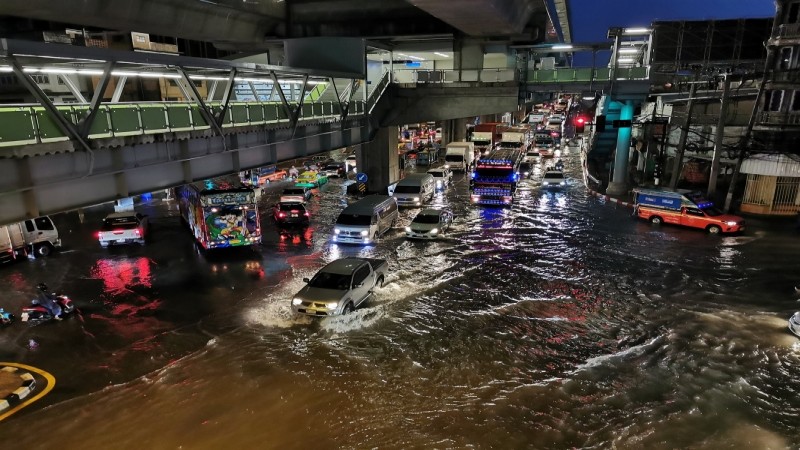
[568,0,776,43]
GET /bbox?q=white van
[392,173,435,207]
[333,195,398,245]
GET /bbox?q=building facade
[743,0,800,215]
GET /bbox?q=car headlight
[430,228,439,234]
[560,181,566,185]
[413,197,420,202]
[436,181,442,187]
[405,227,411,232]
[726,221,737,226]
[292,298,303,305]
[360,230,368,236]
[543,181,549,185]
[334,229,340,234]
[444,164,450,168]
[326,302,338,310]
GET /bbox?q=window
[779,47,793,70]
[765,90,784,112]
[789,2,800,23]
[353,266,370,285]
[684,207,705,217]
[31,74,49,84]
[24,220,34,232]
[34,217,54,231]
[792,91,800,111]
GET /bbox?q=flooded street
[1,148,799,449]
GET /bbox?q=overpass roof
[0,0,572,50]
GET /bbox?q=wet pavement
[1,146,799,449]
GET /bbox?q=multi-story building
[741,0,800,215]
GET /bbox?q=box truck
[1,216,62,263]
[444,142,476,171]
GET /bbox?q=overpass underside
[0,81,518,225]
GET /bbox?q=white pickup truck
[98,212,149,247]
[291,257,388,316]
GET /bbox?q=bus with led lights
[469,148,523,206]
[176,179,261,249]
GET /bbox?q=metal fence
[742,173,800,214]
[392,69,517,84]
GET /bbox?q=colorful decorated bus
[176,179,261,249]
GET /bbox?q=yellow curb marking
[0,362,56,422]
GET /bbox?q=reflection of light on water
[91,257,153,294]
[715,245,739,267]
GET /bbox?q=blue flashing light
[697,201,714,208]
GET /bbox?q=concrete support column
[442,118,469,145]
[454,38,484,81]
[357,127,399,193]
[606,100,634,196]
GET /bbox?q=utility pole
[707,76,731,198]
[669,81,698,189]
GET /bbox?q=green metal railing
[0,99,366,148]
[527,67,649,83]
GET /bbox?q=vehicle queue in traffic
[1,101,754,326]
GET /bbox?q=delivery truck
[0,216,62,263]
[444,142,476,171]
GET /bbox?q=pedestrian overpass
[0,36,655,225]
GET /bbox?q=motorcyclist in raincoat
[35,283,62,320]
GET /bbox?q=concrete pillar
[606,100,635,196]
[454,38,483,81]
[356,127,399,193]
[442,118,468,144]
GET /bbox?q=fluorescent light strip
[623,28,651,35]
[434,52,450,58]
[397,53,425,61]
[0,66,328,84]
[618,48,639,54]
[552,45,573,50]
[617,58,636,63]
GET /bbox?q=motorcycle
[0,308,14,326]
[21,293,75,322]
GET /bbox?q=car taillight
[96,232,101,239]
[291,210,299,214]
[278,212,286,218]
[304,212,310,217]
[134,229,141,236]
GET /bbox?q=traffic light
[575,116,586,134]
[595,115,606,132]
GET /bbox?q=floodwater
[1,146,799,449]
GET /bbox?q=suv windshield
[413,214,441,224]
[337,214,372,226]
[283,189,305,195]
[545,172,564,179]
[308,272,351,290]
[324,165,341,170]
[428,171,443,177]
[394,185,421,194]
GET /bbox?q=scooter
[0,308,14,326]
[21,294,75,322]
